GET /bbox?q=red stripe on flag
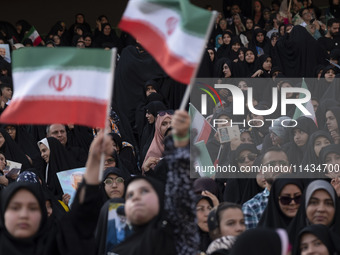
[0,99,107,128]
[33,36,42,46]
[119,18,195,84]
[197,122,211,143]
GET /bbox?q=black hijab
[206,108,233,164]
[223,144,263,204]
[228,36,242,61]
[230,228,289,255]
[293,224,340,255]
[313,65,337,100]
[94,23,122,52]
[113,176,177,255]
[250,28,270,56]
[213,57,233,78]
[257,54,271,77]
[0,128,31,171]
[326,106,340,132]
[316,99,340,130]
[38,137,79,199]
[237,48,259,77]
[2,124,45,173]
[100,167,131,202]
[301,130,334,168]
[319,144,340,164]
[283,116,318,166]
[274,25,325,77]
[0,182,56,255]
[320,76,340,105]
[216,31,233,59]
[139,101,167,164]
[17,168,68,220]
[113,45,165,129]
[197,196,214,253]
[329,0,340,18]
[258,176,304,229]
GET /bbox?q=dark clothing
[0,181,102,255]
[275,26,325,77]
[114,137,199,255]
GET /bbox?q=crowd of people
[0,0,340,254]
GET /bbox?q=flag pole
[287,0,292,18]
[98,48,117,182]
[179,10,218,110]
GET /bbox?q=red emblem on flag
[48,74,72,92]
[166,17,178,36]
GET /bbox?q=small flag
[189,103,215,143]
[119,0,214,84]
[22,26,42,46]
[293,78,317,126]
[193,140,214,178]
[0,47,114,128]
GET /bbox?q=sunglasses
[157,110,174,116]
[237,153,257,163]
[279,195,302,205]
[104,177,124,185]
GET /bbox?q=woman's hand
[62,193,71,205]
[142,157,160,172]
[201,190,219,207]
[171,110,190,147]
[251,69,263,78]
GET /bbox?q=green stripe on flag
[144,0,212,37]
[21,26,36,43]
[12,47,112,71]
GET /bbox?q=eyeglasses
[279,195,302,205]
[265,160,289,167]
[104,177,124,185]
[237,153,257,163]
[157,110,174,116]
[104,158,115,165]
[5,126,15,132]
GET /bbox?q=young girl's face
[223,34,231,45]
[256,32,264,43]
[246,19,254,30]
[314,136,331,157]
[293,128,309,147]
[245,50,255,63]
[5,189,42,239]
[238,50,245,61]
[125,179,160,225]
[324,69,335,82]
[232,43,241,52]
[219,208,246,236]
[300,233,329,255]
[262,57,272,71]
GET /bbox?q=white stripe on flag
[29,30,40,41]
[122,0,204,65]
[13,69,111,100]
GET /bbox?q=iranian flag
[119,0,214,85]
[189,103,215,143]
[293,78,318,126]
[0,47,114,128]
[22,26,42,46]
